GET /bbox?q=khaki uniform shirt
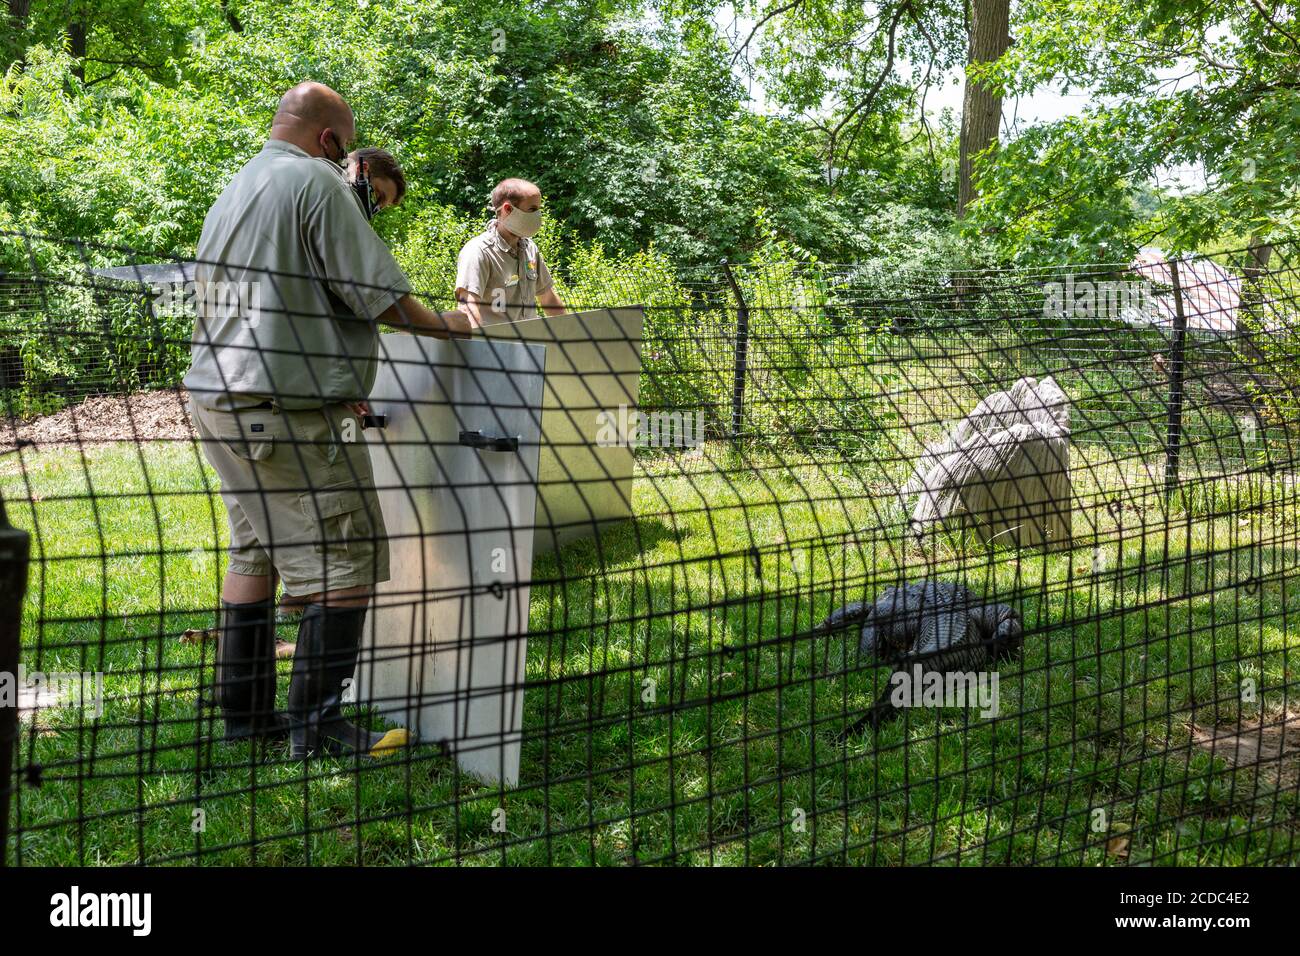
[455,221,553,323]
[183,140,411,410]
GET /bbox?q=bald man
[184,81,471,760]
[455,178,568,324]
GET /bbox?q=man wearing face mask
[455,178,568,324]
[184,81,472,760]
[274,145,410,629]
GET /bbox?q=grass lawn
[3,428,1299,866]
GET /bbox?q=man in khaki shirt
[185,81,470,759]
[455,178,569,323]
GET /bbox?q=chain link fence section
[1,233,1298,865]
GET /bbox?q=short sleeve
[306,179,411,320]
[455,239,490,299]
[534,247,554,296]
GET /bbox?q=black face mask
[352,166,378,221]
[325,130,348,168]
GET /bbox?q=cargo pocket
[218,434,276,462]
[215,413,283,462]
[298,486,375,556]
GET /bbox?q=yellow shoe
[367,727,411,757]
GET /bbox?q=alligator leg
[836,686,899,742]
[991,613,1024,662]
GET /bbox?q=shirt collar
[487,220,524,255]
[262,139,312,159]
[263,139,351,190]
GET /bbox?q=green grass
[3,434,1299,866]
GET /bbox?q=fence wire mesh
[1,232,1299,865]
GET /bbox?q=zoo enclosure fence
[0,234,1298,864]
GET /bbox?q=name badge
[504,274,520,288]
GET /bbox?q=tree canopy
[2,0,1296,274]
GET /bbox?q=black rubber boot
[287,603,410,759]
[216,600,290,742]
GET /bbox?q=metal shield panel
[356,332,546,787]
[477,307,644,552]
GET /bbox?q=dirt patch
[1191,710,1300,790]
[2,388,197,450]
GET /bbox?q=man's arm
[344,297,470,417]
[533,253,566,316]
[455,290,489,327]
[538,286,568,317]
[454,237,493,326]
[377,294,474,338]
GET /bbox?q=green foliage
[6,0,1297,325]
[2,0,970,270]
[386,203,486,306]
[1236,256,1300,429]
[0,272,192,416]
[967,0,1300,261]
[0,44,246,257]
[3,0,204,84]
[959,111,1154,264]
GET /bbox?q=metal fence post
[0,492,29,866]
[721,259,749,441]
[1164,258,1189,496]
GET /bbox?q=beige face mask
[502,206,542,239]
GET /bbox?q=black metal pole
[721,259,749,441]
[0,492,29,866]
[1164,258,1189,497]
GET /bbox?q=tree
[2,0,983,266]
[957,0,1009,215]
[966,0,1300,260]
[10,1,209,87]
[711,0,969,187]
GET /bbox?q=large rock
[901,376,1073,550]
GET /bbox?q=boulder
[901,375,1073,550]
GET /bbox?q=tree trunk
[1244,241,1273,279]
[957,0,1010,216]
[220,0,243,32]
[1238,238,1274,343]
[69,22,87,81]
[5,0,30,72]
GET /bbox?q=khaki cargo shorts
[190,400,390,596]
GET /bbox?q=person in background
[455,177,568,324]
[345,147,406,218]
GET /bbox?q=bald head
[270,82,356,161]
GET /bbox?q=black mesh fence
[1,232,1298,865]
